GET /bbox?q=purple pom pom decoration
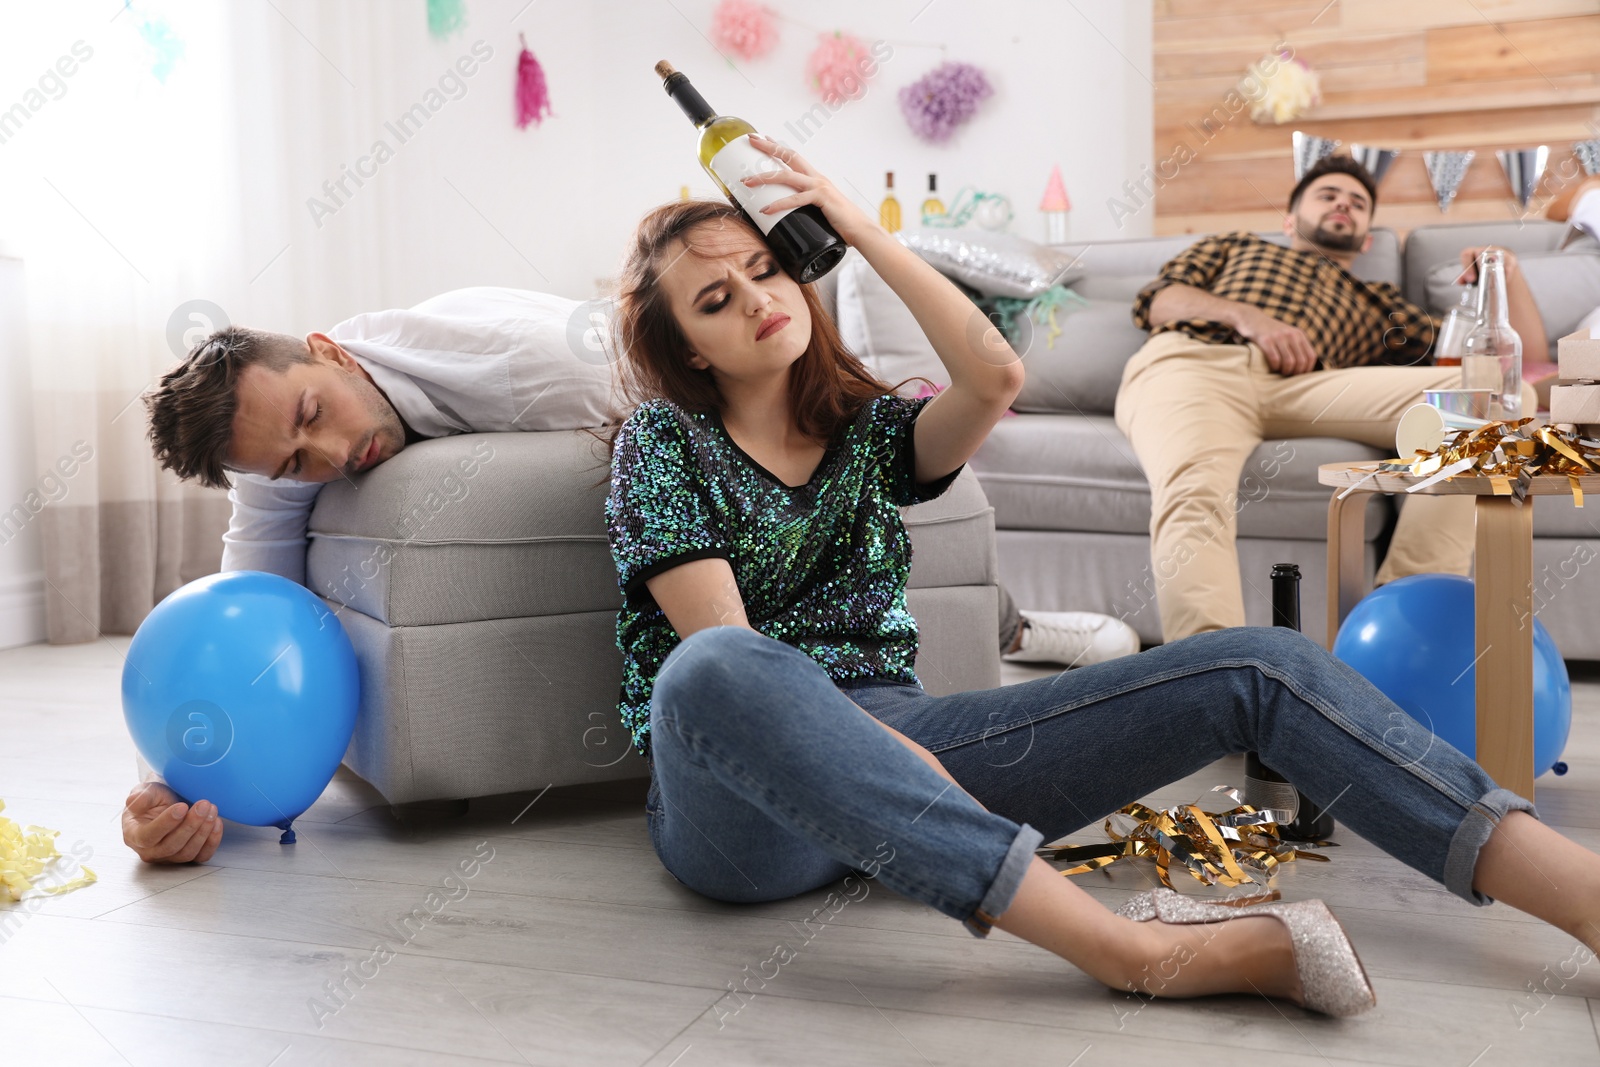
[898,61,993,144]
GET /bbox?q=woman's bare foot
[1474,810,1600,958]
[1124,914,1304,1005]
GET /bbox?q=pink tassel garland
[516,33,552,129]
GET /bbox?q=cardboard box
[1549,382,1600,425]
[1557,328,1600,381]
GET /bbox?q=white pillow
[834,251,949,395]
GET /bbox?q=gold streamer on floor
[1036,785,1334,891]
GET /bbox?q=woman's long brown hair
[593,199,907,457]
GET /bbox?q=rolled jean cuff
[1444,787,1539,906]
[963,821,1045,938]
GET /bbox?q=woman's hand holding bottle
[740,133,883,250]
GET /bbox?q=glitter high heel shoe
[1114,886,1377,1018]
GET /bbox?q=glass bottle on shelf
[1460,249,1523,418]
[879,171,902,233]
[921,173,945,222]
[1433,284,1477,367]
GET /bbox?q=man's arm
[1148,283,1319,376]
[1458,246,1549,361]
[1133,233,1318,376]
[221,475,325,584]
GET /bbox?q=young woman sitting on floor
[598,132,1600,1017]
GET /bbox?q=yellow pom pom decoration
[1246,56,1322,125]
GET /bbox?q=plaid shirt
[1131,232,1437,370]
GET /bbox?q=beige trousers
[1112,331,1536,642]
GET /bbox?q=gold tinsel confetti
[1036,785,1332,891]
[0,799,97,902]
[1339,417,1598,507]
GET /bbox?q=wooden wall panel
[1151,0,1600,236]
[1425,17,1600,81]
[1338,0,1598,32]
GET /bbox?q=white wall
[2,0,1153,352]
[235,0,1153,329]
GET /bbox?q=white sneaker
[1003,610,1141,668]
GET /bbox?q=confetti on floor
[0,798,97,902]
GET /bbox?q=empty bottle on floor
[1243,563,1336,843]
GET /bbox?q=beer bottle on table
[1243,563,1336,842]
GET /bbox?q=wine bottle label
[709,133,797,237]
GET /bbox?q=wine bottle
[1243,563,1335,843]
[921,173,945,221]
[655,60,847,284]
[880,171,902,233]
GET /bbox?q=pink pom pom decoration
[899,61,993,144]
[711,0,778,62]
[805,30,874,104]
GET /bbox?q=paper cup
[1422,388,1494,420]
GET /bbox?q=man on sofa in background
[124,280,1135,863]
[1116,156,1546,644]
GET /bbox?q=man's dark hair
[1288,155,1380,213]
[143,326,311,490]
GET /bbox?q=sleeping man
[124,287,615,863]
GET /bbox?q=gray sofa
[307,431,1000,804]
[310,218,1599,806]
[813,219,1599,652]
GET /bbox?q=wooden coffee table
[1319,462,1599,800]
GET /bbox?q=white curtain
[1,0,447,642]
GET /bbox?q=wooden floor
[4,638,1600,1066]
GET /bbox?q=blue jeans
[644,625,1538,938]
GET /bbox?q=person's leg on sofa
[1114,334,1261,642]
[1262,363,1538,584]
[997,542,1142,669]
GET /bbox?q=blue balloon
[121,571,359,829]
[1332,573,1571,778]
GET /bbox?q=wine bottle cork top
[655,60,678,79]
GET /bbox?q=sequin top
[605,394,962,761]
